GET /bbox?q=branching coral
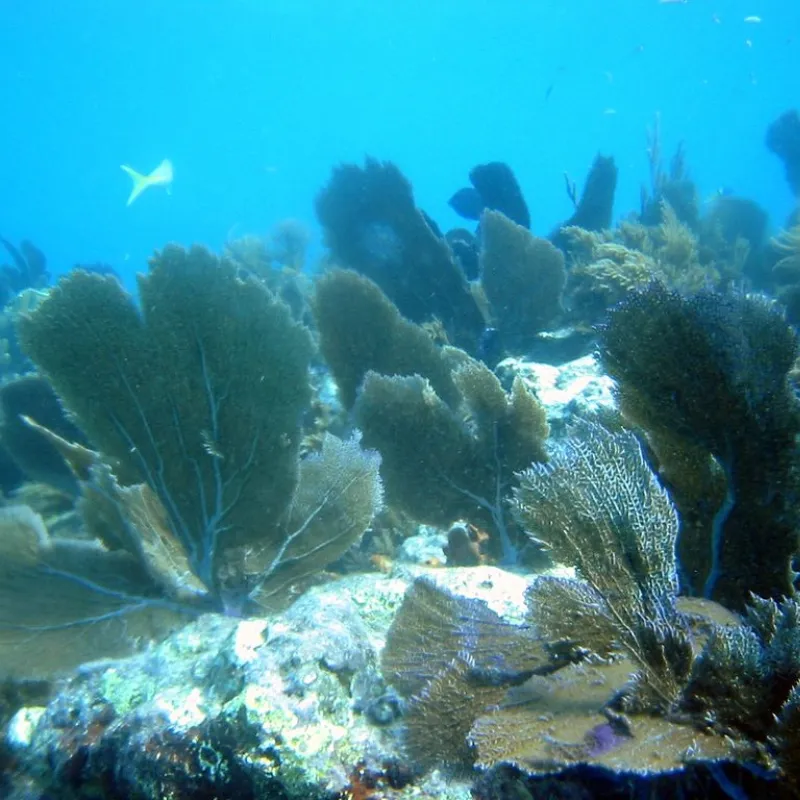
[314,269,549,562]
[316,158,484,351]
[772,223,800,282]
[562,205,747,329]
[381,424,800,789]
[515,423,695,713]
[771,223,800,323]
[0,247,383,677]
[478,210,566,350]
[313,268,459,410]
[598,284,800,610]
[563,229,658,323]
[354,356,548,564]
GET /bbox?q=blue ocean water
[0,0,796,288]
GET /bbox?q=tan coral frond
[772,224,800,282]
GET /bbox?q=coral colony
[1,110,800,798]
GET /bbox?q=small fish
[702,186,735,206]
[120,158,173,206]
[201,430,224,460]
[744,15,762,23]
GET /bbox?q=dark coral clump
[0,238,49,307]
[316,157,484,351]
[449,161,531,229]
[598,284,800,610]
[0,373,89,495]
[0,246,383,679]
[479,210,566,351]
[314,269,550,562]
[767,109,800,197]
[551,154,618,253]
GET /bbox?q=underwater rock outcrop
[4,576,417,800]
[0,247,383,678]
[598,284,800,610]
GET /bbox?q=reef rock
[3,567,535,800]
[497,354,617,434]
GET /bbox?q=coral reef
[550,154,618,252]
[5,580,409,800]
[354,354,548,564]
[0,238,49,308]
[0,247,382,677]
[479,210,566,351]
[449,161,531,229]
[381,424,800,793]
[314,269,550,562]
[313,268,459,409]
[316,157,485,351]
[767,109,800,197]
[640,116,699,229]
[598,284,799,609]
[0,373,88,495]
[5,128,800,796]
